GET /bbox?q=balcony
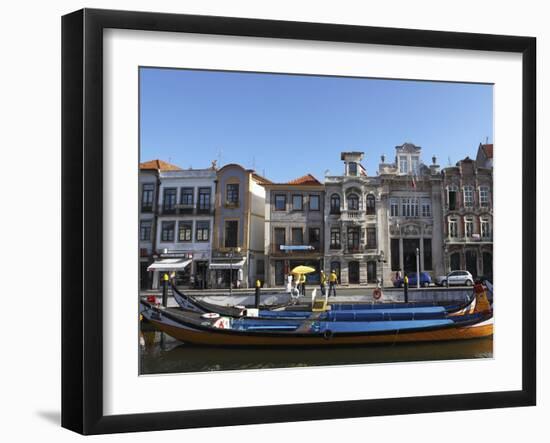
[341,210,365,222]
[159,204,215,216]
[447,234,493,243]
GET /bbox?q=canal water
[139,331,493,375]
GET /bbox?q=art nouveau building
[441,149,493,280]
[264,174,325,287]
[210,164,271,288]
[377,143,445,284]
[323,152,382,285]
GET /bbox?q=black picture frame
[62,8,536,435]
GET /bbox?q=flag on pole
[359,164,367,176]
[411,174,416,189]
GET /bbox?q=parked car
[435,270,474,287]
[393,272,432,288]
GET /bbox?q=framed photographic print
[62,8,536,435]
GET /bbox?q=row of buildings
[139,142,493,289]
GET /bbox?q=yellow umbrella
[291,265,316,275]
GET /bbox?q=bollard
[162,272,169,307]
[255,279,261,308]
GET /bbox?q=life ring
[201,312,220,319]
[373,288,383,300]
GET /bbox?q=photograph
[138,67,494,374]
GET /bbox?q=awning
[147,258,192,272]
[209,259,246,270]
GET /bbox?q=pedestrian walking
[300,273,307,296]
[255,278,262,308]
[403,274,409,303]
[328,269,338,297]
[285,274,292,293]
[320,270,327,295]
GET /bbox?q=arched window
[330,194,341,214]
[347,193,359,210]
[366,194,375,215]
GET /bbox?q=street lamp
[378,250,386,288]
[415,247,420,289]
[229,246,242,295]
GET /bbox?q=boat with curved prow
[140,283,493,347]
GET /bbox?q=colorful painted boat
[140,284,493,347]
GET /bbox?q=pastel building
[153,166,217,289]
[264,174,325,287]
[210,164,271,288]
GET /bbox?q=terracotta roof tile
[482,144,493,159]
[139,159,182,171]
[285,174,321,186]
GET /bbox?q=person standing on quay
[300,273,307,296]
[320,270,327,295]
[328,269,338,297]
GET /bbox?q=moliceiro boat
[140,284,493,347]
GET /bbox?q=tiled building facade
[441,148,493,280]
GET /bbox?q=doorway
[367,261,377,283]
[349,261,360,284]
[403,238,420,273]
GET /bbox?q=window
[401,198,418,217]
[226,183,239,206]
[399,156,408,174]
[464,217,474,237]
[180,187,194,207]
[292,227,303,245]
[366,227,376,249]
[140,220,152,241]
[330,228,341,249]
[391,238,400,271]
[347,227,360,251]
[224,220,238,247]
[411,157,419,175]
[423,238,432,270]
[309,195,320,211]
[463,186,474,207]
[390,198,399,216]
[274,194,286,211]
[178,221,193,242]
[162,188,177,213]
[347,193,359,210]
[479,186,490,207]
[292,194,303,211]
[421,198,432,217]
[330,194,341,214]
[141,184,154,212]
[449,218,458,238]
[480,217,490,238]
[366,194,375,215]
[309,227,320,250]
[197,188,211,212]
[448,186,458,210]
[274,228,286,250]
[161,221,175,242]
[348,162,358,176]
[196,221,210,242]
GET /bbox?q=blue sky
[140,68,493,183]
